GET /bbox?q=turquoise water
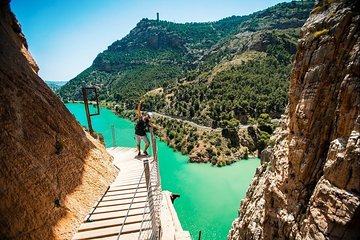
[66,103,260,239]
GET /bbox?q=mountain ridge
[60,1,315,165]
[60,1,314,110]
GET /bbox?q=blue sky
[11,0,292,81]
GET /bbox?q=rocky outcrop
[0,2,118,239]
[229,0,360,239]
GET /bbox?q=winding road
[151,112,275,131]
[152,112,222,131]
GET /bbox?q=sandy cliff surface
[229,0,359,239]
[0,1,118,239]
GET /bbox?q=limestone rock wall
[0,1,118,239]
[229,0,360,239]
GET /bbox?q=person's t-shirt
[135,117,149,136]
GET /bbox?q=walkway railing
[116,127,162,240]
[149,127,162,233]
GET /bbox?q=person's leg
[135,135,141,155]
[142,135,150,155]
[137,144,141,153]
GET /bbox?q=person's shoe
[137,152,141,156]
[143,151,149,156]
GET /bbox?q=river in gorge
[66,103,260,240]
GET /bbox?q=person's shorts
[135,134,150,145]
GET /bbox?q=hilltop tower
[157,12,159,21]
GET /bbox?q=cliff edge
[229,0,360,239]
[0,1,118,239]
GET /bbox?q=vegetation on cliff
[115,108,276,166]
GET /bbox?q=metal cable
[116,168,146,240]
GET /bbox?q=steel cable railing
[116,168,146,240]
[149,128,162,230]
[138,153,161,240]
[143,158,158,238]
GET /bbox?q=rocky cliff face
[229,0,360,239]
[0,2,118,239]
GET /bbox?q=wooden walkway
[72,147,154,240]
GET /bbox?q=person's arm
[149,122,162,131]
[137,100,143,117]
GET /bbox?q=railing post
[143,159,151,192]
[149,128,161,226]
[142,127,162,239]
[111,124,116,146]
[81,83,100,135]
[149,128,157,162]
[82,83,93,135]
[143,159,158,239]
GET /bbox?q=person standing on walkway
[135,100,162,156]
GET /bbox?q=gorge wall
[0,1,118,239]
[229,0,360,239]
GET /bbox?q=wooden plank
[113,177,144,182]
[72,221,151,239]
[102,191,148,202]
[117,173,144,177]
[97,196,147,207]
[114,176,144,182]
[79,214,151,232]
[105,188,148,197]
[105,186,147,196]
[108,183,146,192]
[115,173,143,178]
[111,182,144,187]
[93,201,147,214]
[88,207,147,222]
[93,230,152,240]
[116,172,142,175]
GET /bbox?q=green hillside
[59,14,250,106]
[140,1,314,127]
[60,1,314,113]
[59,1,314,164]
